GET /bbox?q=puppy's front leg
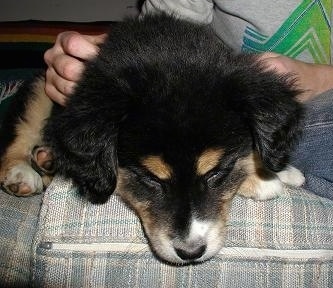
[237,167,284,201]
[0,77,54,196]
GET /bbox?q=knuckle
[43,49,52,63]
[63,82,74,96]
[62,61,76,79]
[64,32,81,53]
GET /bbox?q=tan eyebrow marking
[196,148,224,176]
[141,155,173,180]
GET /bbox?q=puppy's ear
[44,70,131,204]
[45,104,120,204]
[226,68,303,172]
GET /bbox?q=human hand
[259,52,333,102]
[44,32,107,105]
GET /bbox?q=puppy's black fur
[43,14,302,204]
[0,14,304,263]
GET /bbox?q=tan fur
[0,77,53,186]
[141,155,173,180]
[196,148,224,176]
[116,168,157,232]
[236,152,277,199]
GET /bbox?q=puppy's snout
[171,219,212,261]
[174,242,206,261]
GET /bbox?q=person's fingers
[43,45,59,67]
[45,68,76,105]
[61,33,107,60]
[44,81,68,106]
[44,31,103,70]
[257,51,280,60]
[52,54,85,82]
[43,32,106,105]
[48,66,78,95]
[44,32,76,65]
[257,52,290,74]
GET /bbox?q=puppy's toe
[252,177,283,200]
[31,146,55,175]
[1,163,43,196]
[277,165,305,187]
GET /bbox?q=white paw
[2,163,43,196]
[277,165,305,187]
[238,175,283,201]
[251,177,283,201]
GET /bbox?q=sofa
[1,175,333,287]
[0,23,333,288]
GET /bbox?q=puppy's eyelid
[127,167,165,187]
[206,170,226,189]
[205,160,235,189]
[141,176,164,192]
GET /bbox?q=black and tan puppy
[0,14,305,264]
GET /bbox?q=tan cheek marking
[236,152,261,194]
[196,148,224,176]
[141,155,173,180]
[116,168,169,238]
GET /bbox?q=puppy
[0,14,305,264]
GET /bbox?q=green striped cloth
[12,176,329,288]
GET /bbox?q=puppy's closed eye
[204,157,237,189]
[128,168,165,194]
[206,170,230,189]
[140,176,164,192]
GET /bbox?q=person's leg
[290,89,333,200]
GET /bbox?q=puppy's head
[111,59,303,264]
[45,16,302,263]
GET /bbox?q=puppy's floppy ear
[44,68,131,204]
[226,68,304,172]
[45,105,121,204]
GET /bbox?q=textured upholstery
[24,176,333,287]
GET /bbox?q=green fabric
[242,0,332,63]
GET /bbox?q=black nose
[175,244,206,261]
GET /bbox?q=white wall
[1,0,139,22]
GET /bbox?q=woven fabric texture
[30,176,333,288]
[0,192,42,287]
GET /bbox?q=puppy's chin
[143,220,228,265]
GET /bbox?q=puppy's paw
[277,165,305,187]
[238,174,283,201]
[1,163,43,196]
[75,176,116,204]
[252,177,283,200]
